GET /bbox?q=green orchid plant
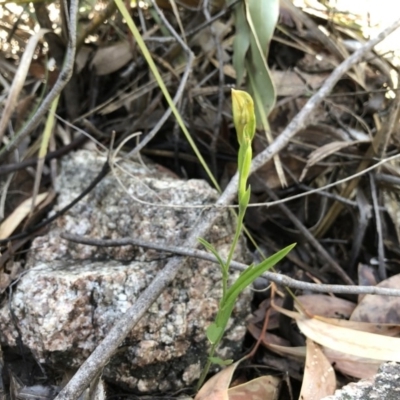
[197,90,295,389]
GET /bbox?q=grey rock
[0,151,252,393]
[322,362,400,400]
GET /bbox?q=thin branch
[61,233,400,297]
[54,18,400,400]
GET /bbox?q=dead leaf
[91,42,132,75]
[296,294,356,319]
[323,347,380,379]
[195,361,240,400]
[274,305,400,362]
[300,338,336,399]
[228,376,280,400]
[351,273,400,324]
[272,70,328,97]
[296,313,400,361]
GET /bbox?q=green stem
[196,342,218,390]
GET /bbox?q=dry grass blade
[30,96,60,216]
[0,29,49,144]
[0,192,48,239]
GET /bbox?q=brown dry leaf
[228,376,280,400]
[248,297,283,330]
[296,294,356,319]
[215,69,328,96]
[249,313,380,380]
[351,273,400,324]
[247,323,291,347]
[76,46,93,74]
[0,192,48,239]
[296,313,400,361]
[323,347,381,379]
[195,358,281,400]
[195,361,240,400]
[312,315,400,337]
[91,42,132,76]
[300,338,336,399]
[192,21,231,59]
[272,70,327,97]
[274,305,400,361]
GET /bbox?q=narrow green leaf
[239,187,251,210]
[245,0,279,123]
[209,357,233,366]
[198,237,225,267]
[224,243,296,310]
[212,244,295,332]
[206,323,223,344]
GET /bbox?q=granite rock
[322,362,400,400]
[0,151,252,393]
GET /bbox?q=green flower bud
[231,89,256,145]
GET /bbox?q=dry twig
[61,233,400,297]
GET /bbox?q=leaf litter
[1,0,400,398]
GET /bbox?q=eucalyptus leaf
[232,2,251,87]
[245,0,279,124]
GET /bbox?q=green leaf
[198,237,225,267]
[232,2,251,87]
[245,0,279,124]
[239,187,251,211]
[224,243,296,309]
[209,357,233,366]
[206,323,223,344]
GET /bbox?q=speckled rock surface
[322,362,400,400]
[0,151,252,393]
